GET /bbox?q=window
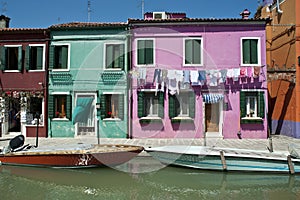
[169,91,195,119]
[240,91,265,123]
[0,45,22,71]
[105,43,125,69]
[25,45,45,70]
[241,38,260,65]
[100,93,124,120]
[153,12,166,19]
[48,94,71,119]
[184,38,202,66]
[26,97,43,125]
[137,39,154,65]
[49,44,69,70]
[138,91,164,118]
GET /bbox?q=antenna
[141,0,144,18]
[87,0,91,22]
[1,1,7,14]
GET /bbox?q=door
[74,93,96,136]
[205,101,223,137]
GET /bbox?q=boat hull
[0,144,144,168]
[146,146,300,174]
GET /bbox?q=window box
[171,117,194,124]
[139,117,162,124]
[241,117,263,124]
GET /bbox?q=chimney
[0,15,10,28]
[240,9,251,19]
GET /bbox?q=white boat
[145,145,300,174]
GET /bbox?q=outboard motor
[9,135,25,151]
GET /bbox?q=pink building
[128,12,269,139]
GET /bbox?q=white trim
[204,100,223,138]
[183,37,204,67]
[240,37,261,66]
[51,43,71,71]
[51,91,70,95]
[103,92,123,94]
[28,44,46,71]
[153,12,167,19]
[3,45,22,72]
[135,38,155,67]
[4,45,22,47]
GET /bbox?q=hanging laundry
[167,70,177,95]
[227,68,234,78]
[219,69,227,83]
[190,70,199,85]
[137,67,147,86]
[208,70,218,86]
[247,67,253,78]
[253,66,260,78]
[198,70,206,85]
[183,70,190,84]
[161,69,168,90]
[233,68,240,81]
[153,69,161,83]
[240,67,247,77]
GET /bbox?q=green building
[48,22,129,138]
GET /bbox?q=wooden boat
[0,136,144,168]
[145,145,300,174]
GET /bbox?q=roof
[0,28,48,33]
[49,22,127,29]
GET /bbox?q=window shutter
[240,91,246,118]
[118,94,124,120]
[185,40,193,64]
[137,91,145,118]
[48,46,54,70]
[145,40,153,64]
[137,40,145,65]
[119,44,125,70]
[48,95,54,119]
[158,91,164,118]
[106,44,113,68]
[36,46,43,70]
[250,39,258,64]
[169,94,176,118]
[258,91,265,118]
[66,95,72,119]
[189,91,195,118]
[0,46,6,70]
[242,39,250,64]
[61,46,68,69]
[100,94,106,119]
[18,46,22,71]
[193,40,201,64]
[25,45,30,71]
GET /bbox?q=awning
[72,97,94,124]
[202,93,224,104]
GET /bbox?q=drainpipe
[277,0,283,14]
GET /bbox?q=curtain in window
[72,97,94,124]
[0,46,6,70]
[138,40,153,65]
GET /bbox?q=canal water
[0,156,300,200]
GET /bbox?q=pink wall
[130,22,267,139]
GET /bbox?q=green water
[0,157,300,200]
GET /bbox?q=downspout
[276,0,283,14]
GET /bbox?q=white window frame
[3,45,22,72]
[25,97,45,127]
[240,37,261,66]
[103,41,125,70]
[144,91,159,117]
[51,43,70,72]
[246,95,258,118]
[28,44,46,71]
[135,38,155,67]
[178,93,189,117]
[153,12,167,19]
[183,37,203,67]
[51,91,70,120]
[102,92,123,121]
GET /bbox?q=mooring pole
[35,112,40,148]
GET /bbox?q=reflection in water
[1,157,300,200]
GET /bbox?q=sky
[1,0,261,28]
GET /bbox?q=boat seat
[9,135,25,151]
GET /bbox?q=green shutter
[158,92,164,118]
[66,95,72,119]
[250,39,258,64]
[118,94,124,120]
[137,40,145,65]
[185,39,192,64]
[100,94,106,119]
[193,40,201,64]
[145,40,153,64]
[169,94,176,118]
[25,45,30,71]
[61,46,68,69]
[242,39,250,64]
[137,91,145,118]
[119,44,125,70]
[36,46,43,70]
[0,46,6,70]
[258,91,265,118]
[189,91,195,118]
[48,46,54,70]
[240,91,246,118]
[48,95,54,119]
[106,44,113,68]
[18,46,22,71]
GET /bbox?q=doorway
[204,101,223,137]
[8,98,21,133]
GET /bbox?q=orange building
[257,0,300,137]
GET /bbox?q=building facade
[258,0,300,138]
[128,12,268,139]
[48,22,129,138]
[0,17,49,137]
